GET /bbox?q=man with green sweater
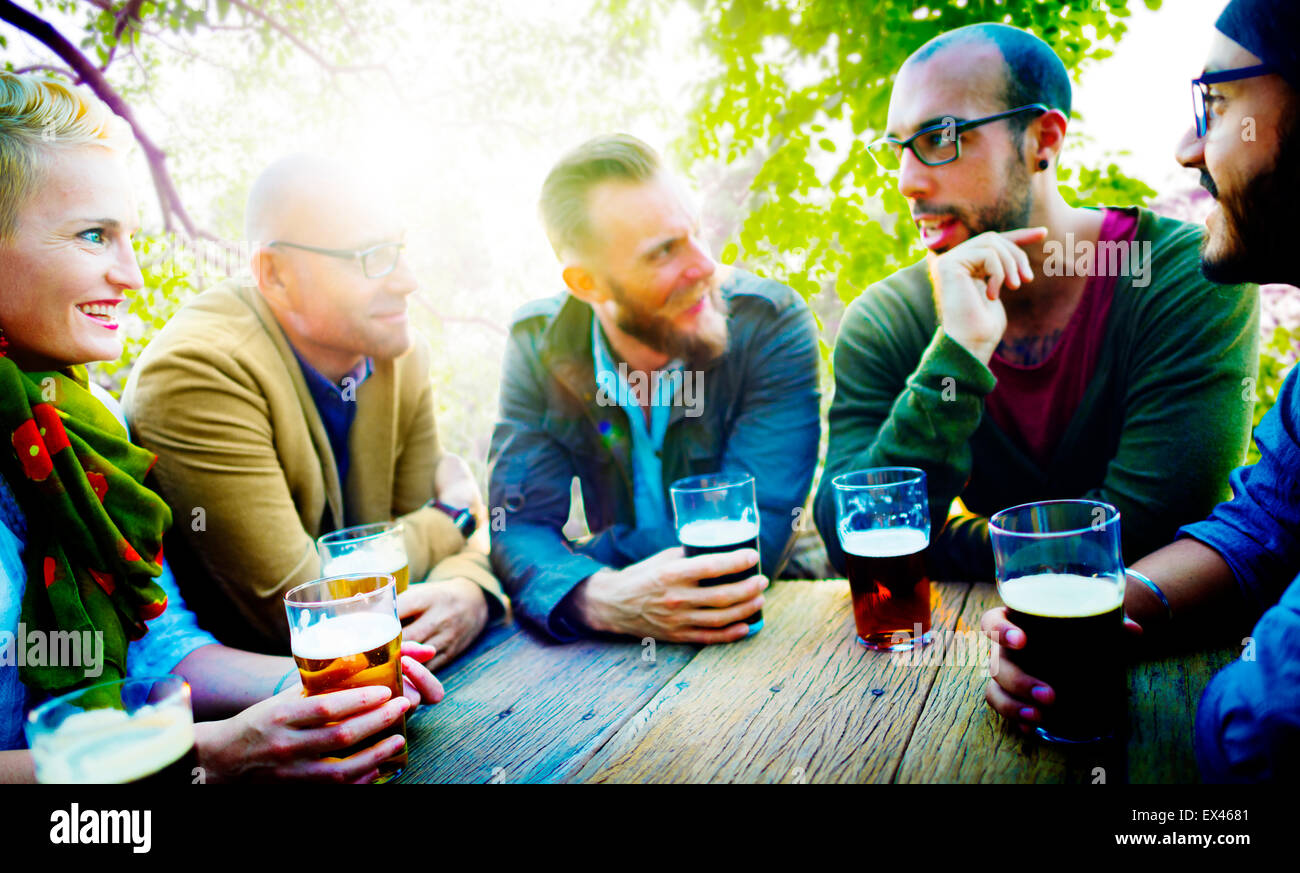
[813,23,1259,581]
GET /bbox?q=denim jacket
[488,270,821,641]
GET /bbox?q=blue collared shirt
[591,319,684,529]
[291,350,371,514]
[1179,364,1300,781]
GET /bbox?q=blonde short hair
[0,72,131,240]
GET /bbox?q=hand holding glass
[285,573,407,782]
[989,499,1127,744]
[670,473,763,634]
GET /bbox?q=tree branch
[225,0,376,75]
[12,62,79,80]
[412,295,507,337]
[0,0,201,237]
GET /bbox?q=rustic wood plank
[398,624,697,783]
[897,582,1122,784]
[573,580,971,783]
[427,619,520,684]
[1127,642,1239,784]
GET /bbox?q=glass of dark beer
[669,472,763,634]
[832,467,932,651]
[989,499,1127,744]
[26,676,198,784]
[285,573,406,782]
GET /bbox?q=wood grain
[574,580,972,783]
[897,582,1122,784]
[399,624,697,783]
[1127,642,1239,784]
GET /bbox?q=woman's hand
[398,640,445,706]
[195,685,409,783]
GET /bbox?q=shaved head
[245,153,397,246]
[899,24,1072,143]
[244,153,415,380]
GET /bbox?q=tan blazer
[122,280,505,651]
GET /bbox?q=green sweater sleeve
[1072,234,1259,564]
[814,275,997,574]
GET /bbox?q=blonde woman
[0,71,443,783]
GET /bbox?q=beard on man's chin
[610,279,730,366]
[922,152,1034,248]
[1198,129,1300,286]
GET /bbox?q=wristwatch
[427,499,477,538]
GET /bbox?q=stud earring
[1038,159,1049,170]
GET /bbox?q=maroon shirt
[986,208,1140,467]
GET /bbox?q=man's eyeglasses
[1191,64,1274,138]
[867,103,1049,172]
[267,239,406,278]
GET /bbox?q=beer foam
[321,548,404,577]
[34,705,195,784]
[1000,573,1125,618]
[291,611,402,661]
[677,519,760,548]
[840,527,928,557]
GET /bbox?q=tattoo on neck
[996,328,1064,366]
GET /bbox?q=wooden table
[398,580,1237,784]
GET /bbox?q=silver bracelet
[1126,568,1172,623]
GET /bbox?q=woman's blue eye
[79,229,105,245]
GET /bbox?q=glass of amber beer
[832,468,932,651]
[670,473,764,634]
[26,676,197,784]
[284,573,406,782]
[989,500,1126,744]
[317,521,410,594]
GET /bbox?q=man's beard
[920,152,1034,249]
[606,278,730,366]
[1199,118,1300,286]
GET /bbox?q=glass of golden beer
[317,521,410,594]
[833,468,932,651]
[989,500,1127,744]
[284,573,406,783]
[26,676,198,784]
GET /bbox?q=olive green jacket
[122,280,505,652]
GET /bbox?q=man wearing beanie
[982,0,1300,781]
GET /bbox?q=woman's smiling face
[0,145,143,371]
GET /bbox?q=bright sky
[1068,0,1227,198]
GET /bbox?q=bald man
[122,155,506,665]
[813,24,1259,581]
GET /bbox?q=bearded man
[982,0,1300,782]
[487,133,820,643]
[813,23,1260,581]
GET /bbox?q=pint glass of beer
[284,573,406,782]
[989,500,1126,744]
[317,521,410,594]
[832,468,932,651]
[26,676,198,784]
[669,473,764,634]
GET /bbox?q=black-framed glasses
[867,103,1049,172]
[1191,63,1275,138]
[267,239,406,278]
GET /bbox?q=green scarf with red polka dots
[0,359,170,694]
